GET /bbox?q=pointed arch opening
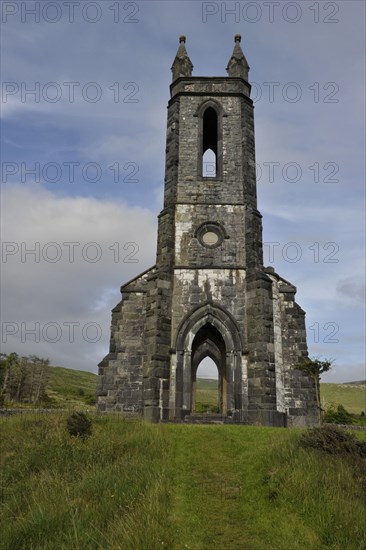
[202,107,218,177]
[191,322,227,415]
[197,101,223,179]
[173,303,244,421]
[203,108,218,155]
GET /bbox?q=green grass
[195,378,219,412]
[45,366,97,408]
[320,383,366,414]
[196,378,218,391]
[1,415,365,549]
[47,366,97,396]
[0,414,173,549]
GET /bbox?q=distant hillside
[196,378,218,391]
[45,366,97,408]
[320,383,365,414]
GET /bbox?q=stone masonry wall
[267,270,317,426]
[97,269,153,412]
[97,291,145,412]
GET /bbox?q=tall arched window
[202,107,218,177]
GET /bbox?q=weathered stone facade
[97,36,318,426]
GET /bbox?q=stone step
[184,414,233,424]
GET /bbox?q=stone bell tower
[97,36,318,427]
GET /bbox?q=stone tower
[97,36,318,427]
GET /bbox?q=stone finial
[226,34,250,80]
[171,35,193,82]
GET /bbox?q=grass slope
[1,415,365,549]
[45,366,97,407]
[320,383,366,414]
[47,366,97,395]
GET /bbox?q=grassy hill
[45,365,97,408]
[1,415,365,549]
[320,383,365,414]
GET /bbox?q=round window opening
[196,222,225,249]
[202,231,219,246]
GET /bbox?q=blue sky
[1,0,365,382]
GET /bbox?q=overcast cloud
[1,0,365,382]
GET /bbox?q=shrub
[323,404,353,425]
[300,424,366,457]
[195,402,219,414]
[352,413,366,427]
[66,411,92,438]
[84,394,96,405]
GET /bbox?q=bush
[300,424,366,457]
[66,411,92,438]
[323,404,353,424]
[84,394,96,405]
[195,402,219,414]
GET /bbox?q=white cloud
[1,184,157,372]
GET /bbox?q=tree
[27,356,49,403]
[0,353,19,405]
[14,356,29,402]
[0,353,49,405]
[296,356,333,422]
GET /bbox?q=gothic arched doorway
[171,303,244,420]
[191,323,227,414]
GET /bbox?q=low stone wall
[324,422,366,431]
[0,408,137,420]
[0,408,68,416]
[247,409,287,427]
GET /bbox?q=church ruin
[97,36,318,426]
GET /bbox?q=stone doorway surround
[171,303,244,421]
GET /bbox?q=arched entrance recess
[174,303,243,420]
[191,325,224,413]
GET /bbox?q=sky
[1,0,365,383]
